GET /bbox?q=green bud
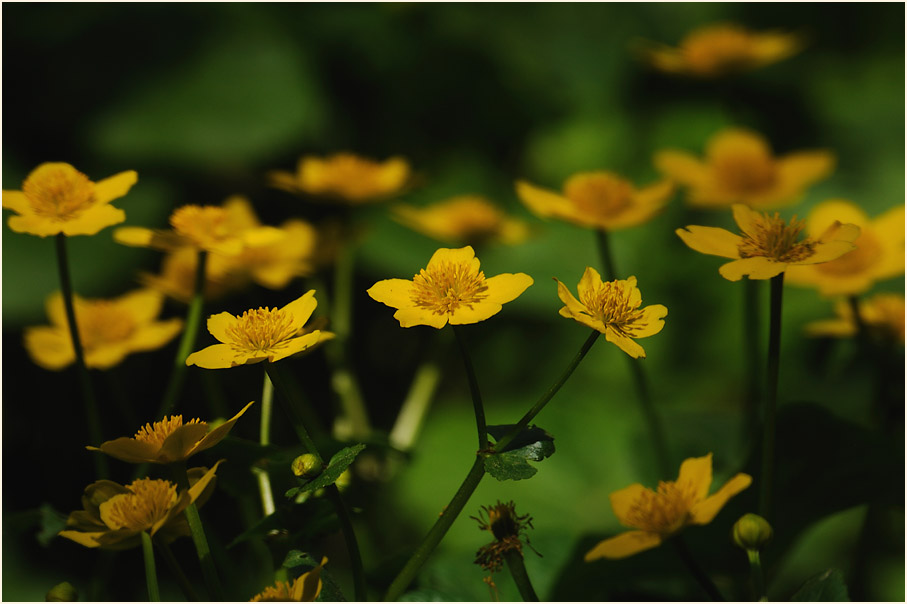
[46,581,77,602]
[733,513,773,551]
[292,454,323,479]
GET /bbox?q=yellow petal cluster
[268,152,410,203]
[392,195,530,246]
[676,204,860,281]
[250,557,327,602]
[367,246,533,329]
[806,294,905,344]
[24,289,183,371]
[516,172,673,230]
[585,454,751,560]
[656,128,834,209]
[556,268,667,358]
[2,162,137,237]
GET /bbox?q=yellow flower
[250,557,327,602]
[556,268,667,358]
[24,289,183,370]
[806,294,905,344]
[655,128,834,209]
[58,463,221,550]
[676,204,860,281]
[140,247,246,304]
[186,290,334,369]
[2,162,137,237]
[585,454,752,561]
[785,200,905,296]
[268,152,410,203]
[639,23,803,78]
[88,401,254,464]
[516,172,673,230]
[392,195,530,246]
[367,246,533,329]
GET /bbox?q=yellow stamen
[225,307,297,352]
[737,213,815,262]
[625,480,696,535]
[134,416,204,446]
[170,205,231,246]
[23,164,96,221]
[411,261,489,316]
[581,280,645,335]
[98,479,178,532]
[565,174,633,218]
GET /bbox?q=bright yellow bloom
[268,152,410,203]
[392,195,530,246]
[516,172,673,230]
[250,557,327,602]
[140,247,245,303]
[639,23,803,78]
[655,129,834,209]
[24,289,183,370]
[785,201,905,296]
[367,246,533,329]
[585,454,752,561]
[556,268,667,358]
[88,401,254,464]
[806,294,905,344]
[2,162,137,237]
[58,463,221,550]
[676,204,860,281]
[186,290,334,369]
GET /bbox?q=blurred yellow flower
[585,454,752,561]
[250,557,327,602]
[89,401,254,464]
[639,23,803,78]
[2,162,137,237]
[556,268,667,358]
[140,247,245,303]
[655,128,834,209]
[367,246,533,328]
[806,294,905,343]
[268,152,410,203]
[785,200,905,296]
[392,195,530,245]
[24,289,183,370]
[58,463,221,550]
[676,204,860,281]
[186,290,334,369]
[516,172,673,230]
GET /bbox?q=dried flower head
[472,500,536,573]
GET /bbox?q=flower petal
[630,304,668,338]
[394,306,448,329]
[609,483,649,527]
[93,171,138,205]
[24,326,74,370]
[159,423,213,463]
[60,204,126,236]
[556,278,587,317]
[7,213,65,236]
[293,557,327,602]
[515,180,573,219]
[206,312,239,344]
[2,190,30,213]
[268,331,324,363]
[676,453,713,502]
[482,273,534,305]
[675,226,742,259]
[805,199,868,236]
[689,473,753,525]
[58,530,105,548]
[192,401,255,455]
[283,290,318,333]
[718,257,786,281]
[426,246,478,271]
[731,204,762,239]
[775,152,834,198]
[584,530,663,561]
[91,438,160,464]
[186,343,241,369]
[654,151,710,188]
[577,266,604,300]
[367,279,416,310]
[128,319,184,353]
[115,288,164,324]
[84,342,132,370]
[605,328,646,358]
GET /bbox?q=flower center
[74,302,137,350]
[411,261,489,316]
[225,307,297,352]
[23,163,96,221]
[712,147,777,193]
[625,480,696,535]
[98,479,178,532]
[170,205,233,248]
[565,173,634,218]
[134,416,204,447]
[814,231,882,276]
[683,26,753,72]
[580,279,645,335]
[447,201,505,237]
[737,213,816,262]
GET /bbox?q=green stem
[155,538,201,601]
[257,370,276,517]
[504,550,539,601]
[672,537,724,601]
[55,234,108,479]
[746,549,766,602]
[759,274,784,519]
[594,229,619,281]
[453,326,489,450]
[264,364,320,457]
[172,462,224,601]
[141,531,161,602]
[389,361,442,452]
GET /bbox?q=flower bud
[46,582,78,602]
[733,513,773,551]
[292,453,323,479]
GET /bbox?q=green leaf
[285,444,366,498]
[484,425,555,481]
[37,504,68,547]
[791,569,850,602]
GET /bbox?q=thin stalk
[746,550,766,602]
[453,326,489,450]
[504,550,539,602]
[141,531,161,602]
[758,274,784,519]
[172,462,224,601]
[55,234,108,479]
[257,370,276,517]
[264,364,320,456]
[743,279,762,443]
[672,537,724,601]
[155,539,201,601]
[389,361,442,452]
[594,229,619,282]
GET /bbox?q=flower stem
[264,364,320,456]
[54,234,108,479]
[389,360,442,452]
[256,370,276,517]
[746,549,766,601]
[453,326,489,450]
[172,462,224,601]
[743,279,762,445]
[758,274,784,519]
[155,538,201,601]
[594,229,619,283]
[141,531,161,602]
[672,537,724,601]
[504,550,539,602]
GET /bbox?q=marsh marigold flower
[655,129,834,209]
[268,152,410,203]
[58,462,221,550]
[367,246,533,328]
[806,294,905,344]
[585,454,752,561]
[516,172,673,230]
[392,195,530,246]
[676,204,860,281]
[639,23,803,78]
[785,200,905,296]
[250,557,327,602]
[89,401,254,464]
[24,289,183,370]
[140,247,245,304]
[186,290,334,368]
[556,268,667,359]
[2,162,137,237]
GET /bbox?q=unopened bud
[46,581,77,602]
[292,454,323,478]
[733,513,773,551]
